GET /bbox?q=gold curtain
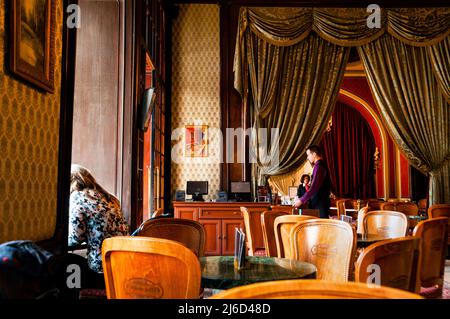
[269,161,312,196]
[245,33,349,185]
[358,35,450,205]
[234,7,450,202]
[428,37,450,103]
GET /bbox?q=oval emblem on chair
[377,226,392,236]
[311,244,337,257]
[124,278,164,298]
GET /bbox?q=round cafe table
[200,256,317,290]
[357,233,393,248]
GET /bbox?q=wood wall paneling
[72,0,122,198]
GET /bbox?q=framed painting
[185,125,208,157]
[10,0,56,92]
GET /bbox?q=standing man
[293,145,331,218]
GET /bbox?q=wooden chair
[274,215,315,258]
[380,202,419,216]
[428,204,450,249]
[209,279,422,299]
[133,218,205,257]
[356,206,369,235]
[355,237,421,293]
[336,199,353,218]
[366,199,384,211]
[290,219,356,282]
[363,211,408,238]
[240,207,266,256]
[151,208,164,219]
[413,217,448,298]
[102,236,201,299]
[261,211,288,257]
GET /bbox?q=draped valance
[235,7,450,95]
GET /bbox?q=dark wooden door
[200,219,221,256]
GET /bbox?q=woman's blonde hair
[70,164,120,206]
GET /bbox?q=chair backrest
[363,211,408,238]
[428,204,450,244]
[336,199,353,217]
[380,202,419,216]
[366,199,384,211]
[413,217,448,288]
[428,204,450,219]
[356,206,369,235]
[274,215,315,258]
[240,207,265,256]
[355,237,421,293]
[151,208,164,219]
[102,236,201,299]
[133,218,205,257]
[290,219,356,282]
[209,279,422,299]
[261,211,288,257]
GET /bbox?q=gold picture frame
[185,125,208,157]
[10,0,56,92]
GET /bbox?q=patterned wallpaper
[171,4,221,201]
[0,0,63,243]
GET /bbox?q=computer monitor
[230,182,251,202]
[186,181,208,201]
[231,182,251,193]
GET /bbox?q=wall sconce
[326,116,333,132]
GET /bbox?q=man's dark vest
[310,159,331,210]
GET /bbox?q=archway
[320,101,377,199]
[338,89,389,199]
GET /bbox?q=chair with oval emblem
[355,237,421,293]
[274,215,316,259]
[102,236,201,299]
[428,204,450,255]
[290,219,356,282]
[413,217,448,298]
[209,279,422,299]
[363,211,408,239]
[380,202,419,216]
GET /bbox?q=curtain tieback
[429,154,450,177]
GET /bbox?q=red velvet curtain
[320,102,376,199]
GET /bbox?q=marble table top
[200,256,317,290]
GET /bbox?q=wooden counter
[173,201,271,256]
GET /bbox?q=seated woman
[297,174,310,198]
[69,164,129,278]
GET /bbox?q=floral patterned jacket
[68,189,129,273]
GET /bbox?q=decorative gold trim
[339,89,389,200]
[344,61,366,77]
[395,145,404,199]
